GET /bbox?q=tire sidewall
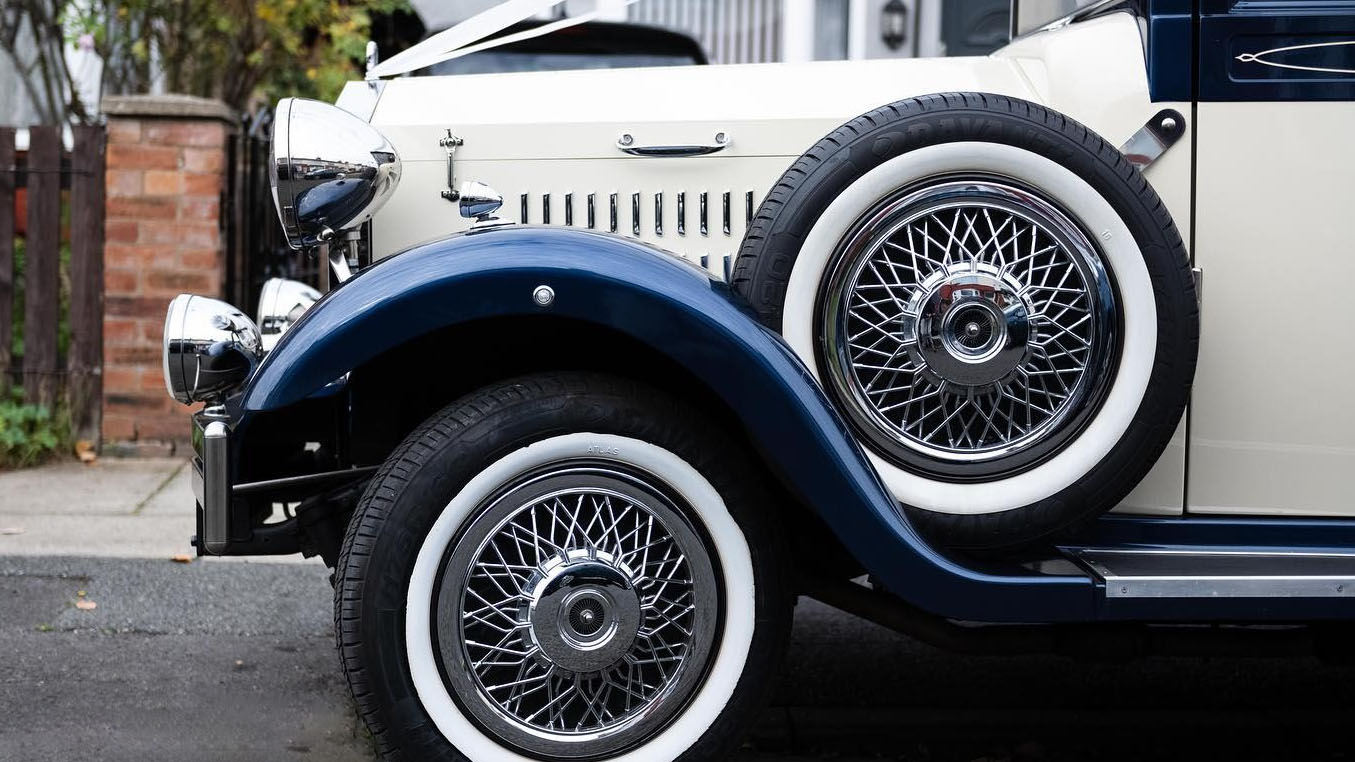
[407,432,757,762]
[784,141,1156,515]
[339,377,789,761]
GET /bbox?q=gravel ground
[3,555,1354,761]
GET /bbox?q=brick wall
[100,95,234,449]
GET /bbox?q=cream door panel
[1191,101,1355,516]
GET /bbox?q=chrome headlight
[270,97,401,250]
[163,295,263,405]
[257,278,321,352]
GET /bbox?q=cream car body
[331,6,1354,521]
[343,11,1203,514]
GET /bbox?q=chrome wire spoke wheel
[435,465,719,759]
[819,177,1118,478]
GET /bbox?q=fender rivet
[1160,116,1178,131]
[533,285,555,306]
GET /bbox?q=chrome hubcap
[435,467,719,758]
[819,178,1117,475]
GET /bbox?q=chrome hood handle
[616,132,730,157]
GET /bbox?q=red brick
[145,270,213,294]
[104,268,139,294]
[107,143,180,171]
[179,249,221,269]
[106,390,166,410]
[102,367,140,392]
[140,321,165,344]
[140,221,217,248]
[104,318,139,344]
[135,414,194,442]
[183,172,220,196]
[106,219,139,243]
[144,170,184,196]
[139,367,167,392]
[108,346,162,365]
[102,415,137,441]
[179,197,219,222]
[106,118,141,144]
[106,243,175,268]
[108,196,177,220]
[144,121,225,148]
[182,147,224,173]
[105,169,142,197]
[106,296,172,320]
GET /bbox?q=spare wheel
[732,93,1198,550]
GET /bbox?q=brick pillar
[100,95,235,452]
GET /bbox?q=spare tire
[732,93,1198,550]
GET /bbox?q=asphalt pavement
[2,459,1355,761]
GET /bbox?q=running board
[1070,549,1355,599]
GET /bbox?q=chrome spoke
[441,473,717,753]
[820,178,1116,469]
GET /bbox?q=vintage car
[162,0,1355,759]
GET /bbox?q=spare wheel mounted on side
[732,93,1198,550]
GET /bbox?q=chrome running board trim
[1072,548,1355,598]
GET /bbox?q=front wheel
[335,373,792,761]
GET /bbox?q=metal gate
[222,111,321,318]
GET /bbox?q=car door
[1189,0,1355,515]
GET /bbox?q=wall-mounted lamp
[881,0,909,51]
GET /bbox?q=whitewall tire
[334,373,792,761]
[733,93,1198,549]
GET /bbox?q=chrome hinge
[1119,109,1186,171]
[439,129,465,203]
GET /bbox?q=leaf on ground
[75,599,97,611]
[0,528,24,535]
[74,440,98,463]
[170,553,193,564]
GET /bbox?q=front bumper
[191,409,232,555]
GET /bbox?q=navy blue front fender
[244,227,1094,622]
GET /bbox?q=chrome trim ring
[819,177,1118,478]
[434,466,719,759]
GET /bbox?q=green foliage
[10,237,73,361]
[69,0,411,111]
[0,390,69,469]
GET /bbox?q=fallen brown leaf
[74,440,98,464]
[170,553,193,564]
[75,600,97,611]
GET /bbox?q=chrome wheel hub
[434,467,719,758]
[819,177,1117,476]
[910,269,1032,389]
[524,553,643,674]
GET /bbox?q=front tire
[335,373,792,761]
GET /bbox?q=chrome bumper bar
[191,409,232,555]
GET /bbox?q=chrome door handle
[616,132,730,157]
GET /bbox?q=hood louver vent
[516,188,757,281]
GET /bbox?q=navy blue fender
[243,226,1095,622]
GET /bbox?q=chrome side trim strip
[700,192,708,236]
[1075,548,1355,598]
[746,190,754,226]
[609,192,618,233]
[587,193,596,229]
[677,192,686,236]
[564,193,573,226]
[722,191,731,235]
[631,192,641,236]
[520,193,529,224]
[654,192,663,237]
[542,193,551,225]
